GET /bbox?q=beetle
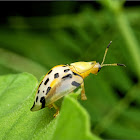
[30,41,125,117]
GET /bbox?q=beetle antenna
[101,41,112,66]
[101,63,126,67]
[101,41,126,67]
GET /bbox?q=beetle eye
[98,65,101,72]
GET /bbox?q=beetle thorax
[69,61,101,79]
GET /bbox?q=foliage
[0,73,100,140]
[0,1,140,139]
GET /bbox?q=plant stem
[116,12,140,78]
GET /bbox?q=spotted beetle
[31,41,125,117]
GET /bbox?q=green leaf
[0,73,101,140]
[0,2,140,139]
[52,95,100,140]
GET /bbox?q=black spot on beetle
[36,96,38,102]
[40,96,45,109]
[71,81,81,87]
[62,65,67,67]
[30,101,35,110]
[46,86,51,95]
[64,69,70,72]
[72,72,82,77]
[43,90,44,93]
[44,78,49,85]
[38,90,40,94]
[54,73,59,78]
[40,97,44,103]
[62,74,72,79]
[48,69,52,74]
[72,72,78,75]
[39,81,43,87]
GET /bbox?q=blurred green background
[0,1,140,139]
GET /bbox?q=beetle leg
[81,82,87,100]
[52,103,59,118]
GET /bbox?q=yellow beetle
[31,41,125,117]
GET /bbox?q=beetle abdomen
[31,65,83,111]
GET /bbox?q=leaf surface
[0,73,100,140]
